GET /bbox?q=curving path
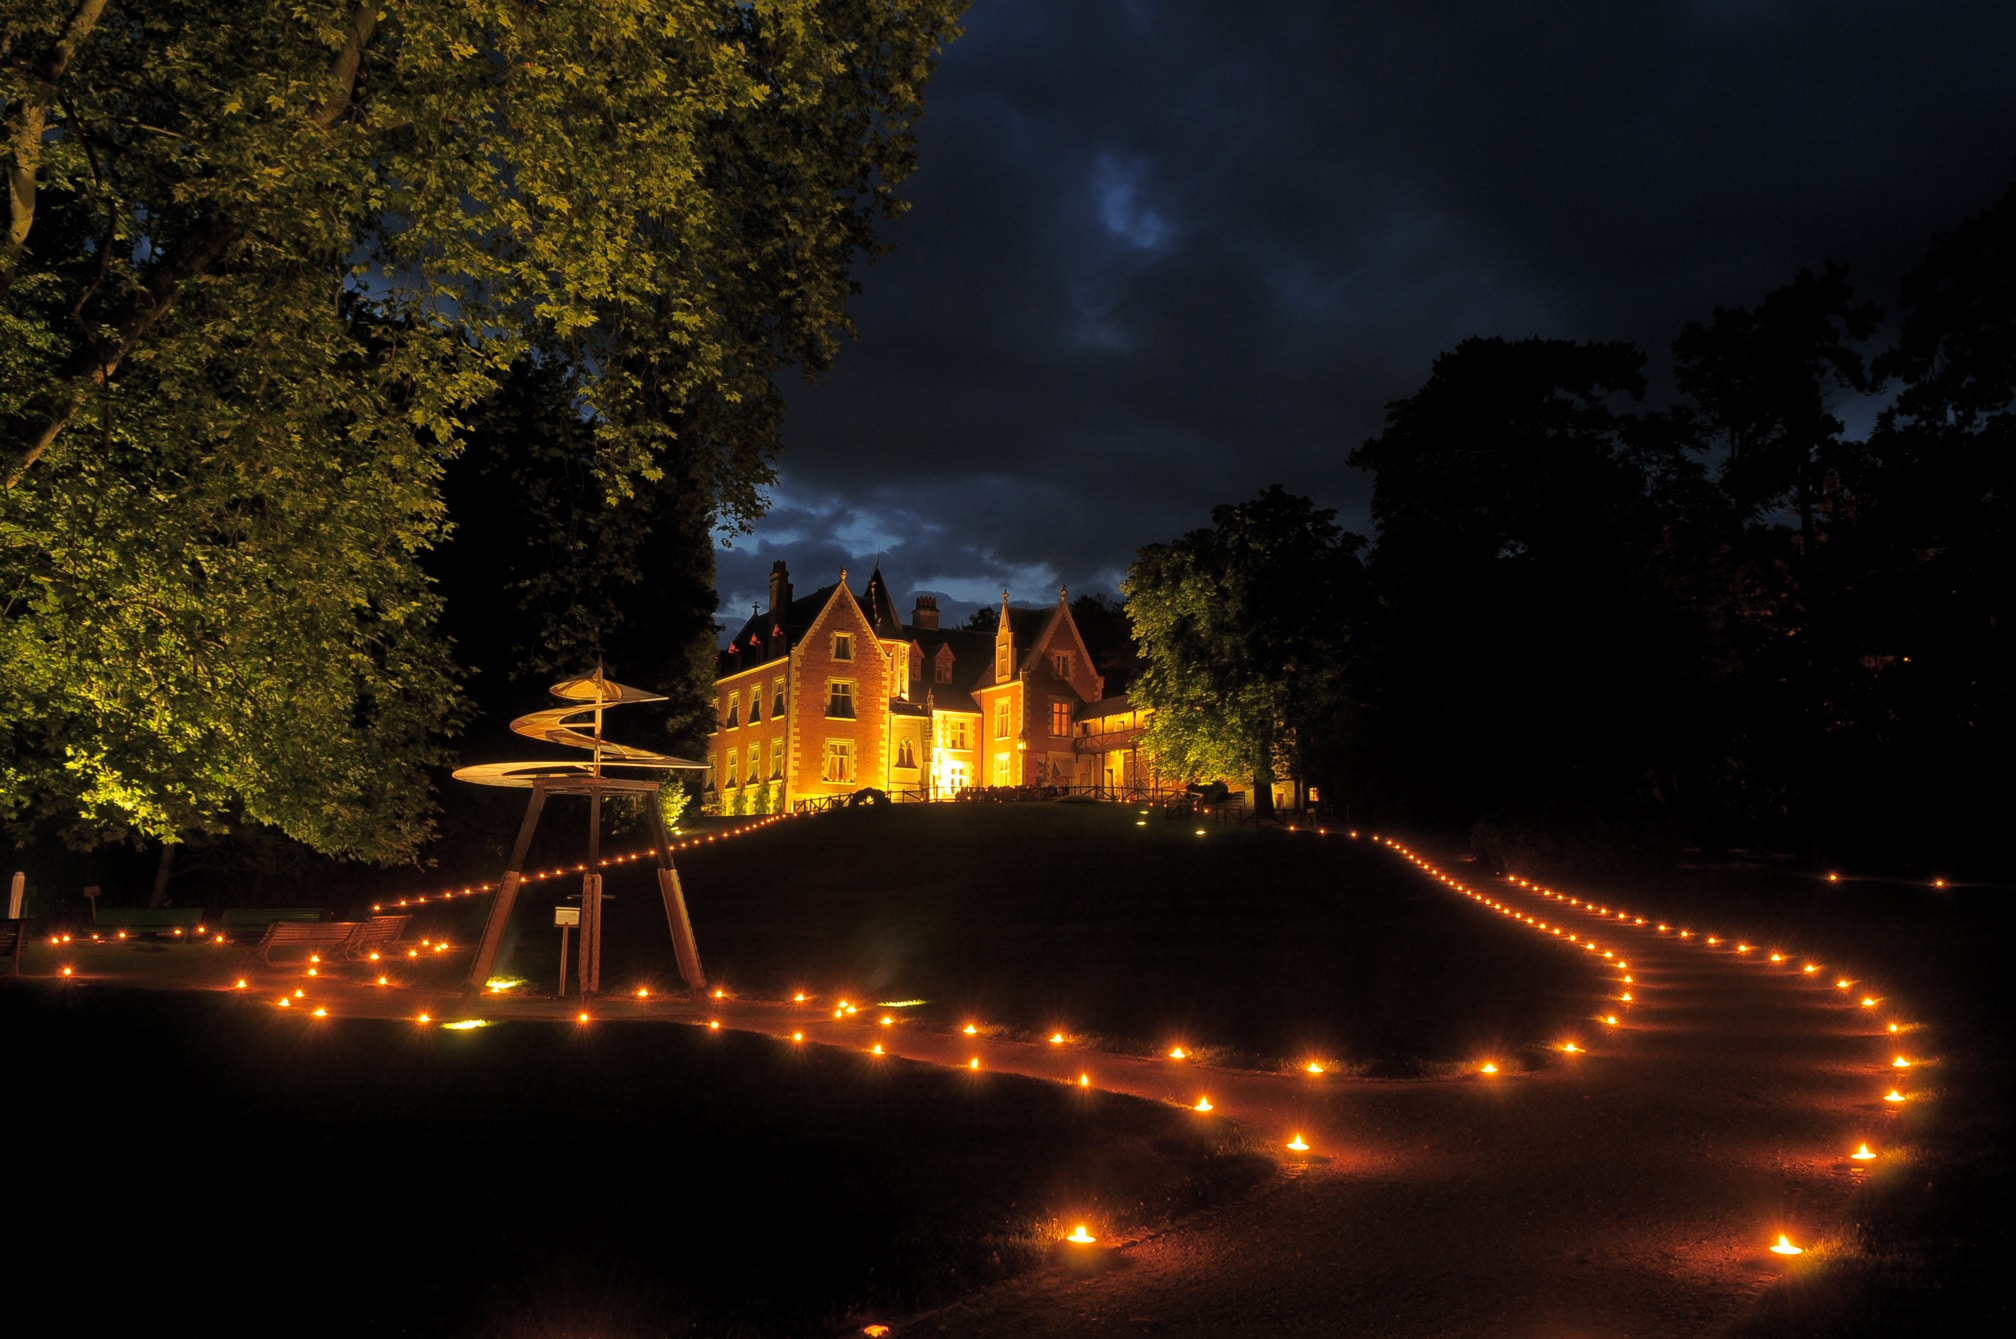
[701,835,1927,1337]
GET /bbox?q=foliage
[1123,486,1364,815]
[0,0,967,856]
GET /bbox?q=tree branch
[312,5,378,132]
[0,0,108,299]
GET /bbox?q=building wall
[787,587,889,800]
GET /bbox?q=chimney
[768,561,792,617]
[911,595,940,630]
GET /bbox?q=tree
[1348,338,1685,822]
[1124,487,1364,819]
[1673,264,1879,549]
[0,1,967,859]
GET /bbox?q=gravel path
[708,837,1919,1338]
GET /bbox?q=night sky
[714,1,2016,628]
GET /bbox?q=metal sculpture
[455,669,708,998]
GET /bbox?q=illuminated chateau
[705,562,1150,812]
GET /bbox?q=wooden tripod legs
[465,783,548,994]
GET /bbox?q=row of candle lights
[368,816,792,912]
[1362,832,1921,1261]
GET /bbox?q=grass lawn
[484,803,1597,1073]
[6,983,1269,1336]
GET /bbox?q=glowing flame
[311,1007,327,1018]
[1194,1097,1213,1112]
[636,988,650,998]
[793,992,807,1002]
[1891,1056,1911,1068]
[791,1031,803,1042]
[1863,997,1878,1008]
[1770,1235,1804,1256]
[577,1012,590,1024]
[1051,1033,1066,1045]
[871,1043,884,1055]
[1079,1074,1090,1087]
[1305,1062,1325,1075]
[1603,1016,1618,1026]
[1286,1134,1311,1152]
[1884,1090,1906,1103]
[418,1014,431,1024]
[969,1058,980,1070]
[1851,1144,1876,1161]
[709,1021,721,1031]
[1480,1062,1499,1075]
[1067,1225,1097,1244]
[234,979,247,989]
[1169,1047,1188,1060]
[963,1024,978,1035]
[1561,1042,1582,1053]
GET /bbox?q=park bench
[219,907,325,935]
[90,907,206,939]
[1,918,27,975]
[252,919,359,965]
[342,914,411,960]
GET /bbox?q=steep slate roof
[715,581,840,676]
[910,627,993,712]
[860,565,906,639]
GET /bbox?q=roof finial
[839,567,848,583]
[1060,585,1069,604]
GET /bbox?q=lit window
[725,750,739,788]
[994,698,1012,739]
[824,739,854,783]
[952,719,968,750]
[724,693,739,729]
[833,632,853,661]
[996,644,1010,680]
[772,680,786,716]
[992,751,1012,785]
[769,739,785,780]
[1051,700,1072,736]
[746,692,761,725]
[896,740,917,769]
[827,680,856,718]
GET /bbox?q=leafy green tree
[1124,487,1364,818]
[1,0,966,860]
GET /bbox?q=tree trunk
[1252,744,1275,820]
[147,842,175,907]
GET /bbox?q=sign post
[554,905,580,997]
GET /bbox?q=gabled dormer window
[833,632,853,662]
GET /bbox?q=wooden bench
[220,907,325,937]
[0,918,28,975]
[342,914,411,960]
[253,920,358,965]
[92,907,206,938]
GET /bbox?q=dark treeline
[1324,187,2012,875]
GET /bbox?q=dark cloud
[716,0,2016,622]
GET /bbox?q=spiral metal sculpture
[456,670,708,998]
[453,670,705,791]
